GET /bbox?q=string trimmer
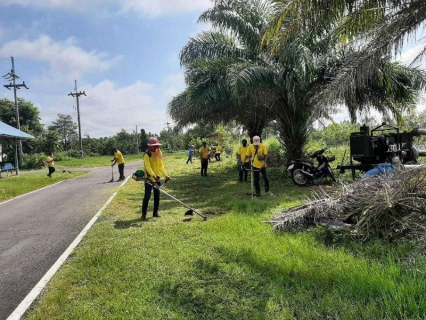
[151,181,207,221]
[135,170,206,220]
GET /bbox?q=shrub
[21,153,47,170]
[264,137,285,167]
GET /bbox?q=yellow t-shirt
[199,146,210,159]
[216,146,222,154]
[246,144,267,168]
[238,146,249,163]
[114,150,125,165]
[143,149,168,182]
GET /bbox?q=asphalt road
[0,162,141,319]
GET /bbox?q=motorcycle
[287,148,336,186]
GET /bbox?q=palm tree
[170,0,426,161]
[263,0,426,122]
[168,58,274,138]
[168,0,276,139]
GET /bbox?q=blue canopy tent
[0,120,35,175]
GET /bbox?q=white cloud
[161,73,185,100]
[1,0,212,18]
[0,35,121,83]
[34,79,169,138]
[77,80,161,137]
[120,0,212,18]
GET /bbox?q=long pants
[48,167,55,176]
[201,159,208,176]
[118,163,125,180]
[253,166,269,195]
[215,153,221,161]
[239,162,250,181]
[142,181,160,215]
[186,156,192,164]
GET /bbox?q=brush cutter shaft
[145,180,207,219]
[108,165,114,183]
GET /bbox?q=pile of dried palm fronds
[268,166,426,239]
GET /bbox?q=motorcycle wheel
[292,169,309,186]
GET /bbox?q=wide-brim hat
[148,137,162,146]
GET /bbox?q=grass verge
[0,171,88,202]
[24,155,426,319]
[54,153,146,168]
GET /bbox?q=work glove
[155,175,161,182]
[165,176,172,182]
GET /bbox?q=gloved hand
[155,175,161,182]
[165,176,172,182]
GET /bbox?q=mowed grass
[25,154,426,319]
[0,153,146,202]
[55,153,146,168]
[0,171,88,202]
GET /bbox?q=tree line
[0,97,242,168]
[0,98,152,167]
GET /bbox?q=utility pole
[165,122,172,150]
[68,80,86,158]
[3,57,29,166]
[135,125,139,153]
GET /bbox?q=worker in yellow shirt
[111,147,125,181]
[237,139,249,182]
[199,141,210,177]
[142,137,171,219]
[245,136,270,196]
[46,152,55,177]
[215,144,222,161]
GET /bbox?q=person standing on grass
[237,139,250,182]
[186,145,195,164]
[199,141,210,177]
[46,152,55,177]
[245,136,270,197]
[142,137,172,220]
[215,144,222,161]
[111,147,125,181]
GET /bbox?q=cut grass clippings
[24,155,426,319]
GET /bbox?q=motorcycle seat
[295,159,314,164]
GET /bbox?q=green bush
[21,153,47,169]
[264,137,285,167]
[65,150,82,158]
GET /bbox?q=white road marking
[6,178,130,319]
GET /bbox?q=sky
[0,1,425,139]
[0,0,212,138]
